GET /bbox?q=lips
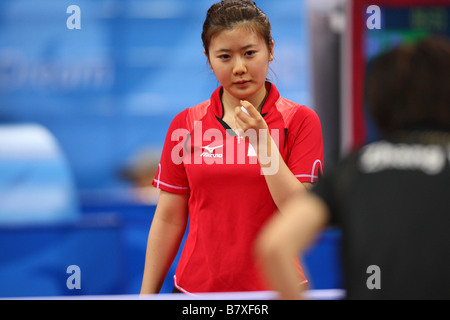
[234,80,250,85]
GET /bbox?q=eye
[218,54,231,60]
[245,50,257,57]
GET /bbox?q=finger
[234,120,245,144]
[240,106,250,116]
[235,106,249,123]
[235,114,247,132]
[240,100,259,117]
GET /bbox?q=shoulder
[187,100,211,121]
[169,99,211,132]
[275,97,320,127]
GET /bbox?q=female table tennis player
[140,0,323,295]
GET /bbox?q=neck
[221,84,268,115]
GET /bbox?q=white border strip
[4,289,345,300]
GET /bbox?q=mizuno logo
[201,144,223,158]
[170,123,280,175]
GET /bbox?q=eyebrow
[214,44,257,54]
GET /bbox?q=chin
[231,88,257,100]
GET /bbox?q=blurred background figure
[256,36,450,300]
[120,148,161,204]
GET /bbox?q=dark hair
[202,0,272,57]
[365,36,450,135]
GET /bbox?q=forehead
[209,26,266,50]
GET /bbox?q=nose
[233,56,247,75]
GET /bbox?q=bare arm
[236,101,311,209]
[140,190,189,294]
[255,128,312,206]
[254,193,329,299]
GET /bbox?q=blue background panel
[0,0,312,191]
[0,214,125,297]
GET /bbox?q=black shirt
[312,132,450,299]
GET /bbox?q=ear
[269,40,274,62]
[204,49,213,69]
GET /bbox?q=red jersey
[153,83,323,294]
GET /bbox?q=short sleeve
[310,168,338,226]
[152,110,190,194]
[311,152,359,227]
[287,106,324,183]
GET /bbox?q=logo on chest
[200,144,223,158]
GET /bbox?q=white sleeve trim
[155,164,189,191]
[294,159,323,183]
[173,275,197,296]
